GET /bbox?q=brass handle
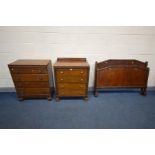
[69,68,73,71]
[81,79,83,81]
[11,68,14,71]
[80,71,84,74]
[60,71,64,74]
[61,79,63,81]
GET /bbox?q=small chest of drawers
[54,58,90,101]
[8,59,53,101]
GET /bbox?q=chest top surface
[8,59,50,66]
[54,58,89,68]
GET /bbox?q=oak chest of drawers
[54,58,90,101]
[8,59,53,101]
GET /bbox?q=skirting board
[0,87,155,92]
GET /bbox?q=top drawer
[56,68,88,77]
[9,66,48,74]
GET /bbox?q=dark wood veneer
[94,59,149,96]
[8,59,53,101]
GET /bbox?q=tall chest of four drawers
[54,58,90,101]
[8,60,53,101]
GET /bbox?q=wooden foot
[18,98,24,101]
[140,88,147,96]
[84,97,88,101]
[56,97,60,102]
[94,91,98,97]
[47,97,52,101]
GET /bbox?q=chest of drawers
[8,60,53,101]
[54,58,90,101]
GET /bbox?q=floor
[0,90,155,129]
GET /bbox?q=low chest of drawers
[54,58,90,101]
[8,59,53,101]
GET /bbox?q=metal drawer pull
[11,68,14,71]
[69,69,73,71]
[60,71,64,74]
[61,79,63,81]
[81,79,83,81]
[80,71,84,74]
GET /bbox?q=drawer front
[58,89,86,96]
[57,76,87,83]
[17,88,50,96]
[57,83,86,90]
[12,74,49,82]
[9,66,47,74]
[56,68,87,77]
[15,81,50,88]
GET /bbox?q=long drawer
[17,88,50,96]
[58,89,86,96]
[57,83,86,90]
[57,76,87,83]
[15,81,49,88]
[56,68,87,77]
[10,66,48,74]
[12,74,49,82]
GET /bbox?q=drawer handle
[80,71,84,74]
[60,71,64,74]
[81,79,83,81]
[69,69,73,71]
[11,68,14,71]
[60,79,63,81]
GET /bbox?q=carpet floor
[0,90,155,129]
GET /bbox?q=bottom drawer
[57,83,86,90]
[58,89,86,97]
[16,88,51,96]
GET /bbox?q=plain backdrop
[0,26,155,89]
